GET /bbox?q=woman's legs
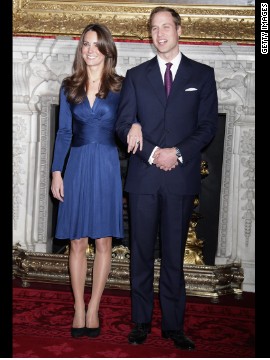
[86,236,112,328]
[69,237,88,328]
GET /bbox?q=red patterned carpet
[13,283,255,358]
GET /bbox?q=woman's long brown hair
[62,23,123,104]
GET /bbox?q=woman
[51,23,141,338]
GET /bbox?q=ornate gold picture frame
[13,0,254,43]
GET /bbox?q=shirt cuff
[148,146,159,165]
[178,156,183,163]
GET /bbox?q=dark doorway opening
[196,113,226,265]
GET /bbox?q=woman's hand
[127,123,143,154]
[51,171,64,202]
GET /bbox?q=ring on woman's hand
[136,140,140,145]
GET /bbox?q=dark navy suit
[116,53,218,331]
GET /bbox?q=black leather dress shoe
[128,323,151,344]
[162,330,195,350]
[85,326,101,338]
[71,327,86,338]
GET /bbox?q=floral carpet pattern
[13,286,255,358]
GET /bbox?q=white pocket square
[185,87,198,91]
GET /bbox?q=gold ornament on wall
[13,1,254,43]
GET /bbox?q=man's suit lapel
[146,57,167,107]
[169,54,191,98]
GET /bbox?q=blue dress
[51,87,124,240]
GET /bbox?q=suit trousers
[128,185,195,331]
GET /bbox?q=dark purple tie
[164,62,173,97]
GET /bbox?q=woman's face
[81,30,105,68]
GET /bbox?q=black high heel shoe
[85,315,101,338]
[71,327,86,338]
[85,326,100,338]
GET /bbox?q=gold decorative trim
[13,245,244,302]
[13,1,254,43]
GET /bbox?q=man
[116,6,218,350]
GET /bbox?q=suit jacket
[116,53,218,195]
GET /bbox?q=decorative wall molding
[13,117,27,231]
[13,0,255,43]
[240,128,255,247]
[38,96,58,249]
[216,104,234,258]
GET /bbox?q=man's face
[150,11,181,60]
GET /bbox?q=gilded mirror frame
[13,0,255,43]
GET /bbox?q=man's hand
[153,148,178,171]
